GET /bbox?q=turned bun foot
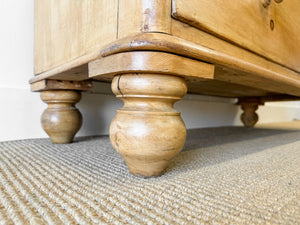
[240,102,259,127]
[41,90,82,144]
[110,74,187,177]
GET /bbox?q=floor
[0,122,299,224]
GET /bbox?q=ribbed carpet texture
[0,123,299,224]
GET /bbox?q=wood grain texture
[41,90,82,144]
[31,56,93,84]
[99,33,300,97]
[31,79,93,92]
[32,2,300,101]
[186,80,276,98]
[110,74,187,177]
[89,49,299,98]
[33,0,172,80]
[237,98,264,127]
[89,51,214,81]
[35,0,118,74]
[172,0,300,72]
[259,96,300,102]
[240,103,260,128]
[118,0,171,38]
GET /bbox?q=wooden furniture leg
[238,98,264,128]
[30,80,93,144]
[40,90,82,144]
[240,102,259,127]
[109,74,187,177]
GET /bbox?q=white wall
[0,0,299,142]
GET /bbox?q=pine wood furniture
[31,0,300,177]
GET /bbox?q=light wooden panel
[89,51,214,81]
[186,80,275,98]
[98,32,300,97]
[118,0,171,38]
[30,59,89,83]
[31,80,93,92]
[89,50,300,98]
[172,0,300,72]
[35,0,118,74]
[171,19,300,94]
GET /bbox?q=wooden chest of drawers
[31,0,300,177]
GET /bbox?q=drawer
[172,0,300,73]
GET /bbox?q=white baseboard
[1,86,299,141]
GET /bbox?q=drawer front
[172,0,300,72]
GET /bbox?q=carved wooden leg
[238,97,265,127]
[40,90,82,143]
[109,74,187,177]
[240,102,259,127]
[238,98,264,127]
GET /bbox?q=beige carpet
[0,123,299,224]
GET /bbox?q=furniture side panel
[118,0,171,39]
[34,0,118,74]
[172,0,300,72]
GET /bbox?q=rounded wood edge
[89,51,215,82]
[30,32,300,97]
[99,33,300,97]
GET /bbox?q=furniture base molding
[31,79,93,92]
[238,98,264,128]
[109,74,187,177]
[41,90,82,144]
